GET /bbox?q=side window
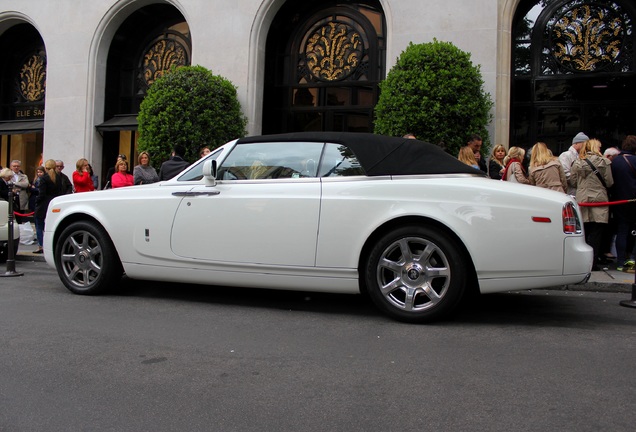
[177,148,223,181]
[318,143,365,177]
[217,142,324,180]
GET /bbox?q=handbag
[583,158,608,189]
[623,154,636,176]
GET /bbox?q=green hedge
[138,65,247,166]
[374,40,493,157]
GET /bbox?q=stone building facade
[0,0,634,185]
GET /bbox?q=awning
[96,114,138,132]
[0,119,44,135]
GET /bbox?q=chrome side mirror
[202,159,217,187]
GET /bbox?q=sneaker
[617,260,635,273]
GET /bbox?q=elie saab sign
[13,52,46,119]
[15,106,44,119]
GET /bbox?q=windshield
[177,147,225,181]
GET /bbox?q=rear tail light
[562,202,582,234]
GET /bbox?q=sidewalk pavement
[13,245,635,295]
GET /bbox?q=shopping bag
[19,222,35,245]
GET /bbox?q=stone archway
[0,17,46,178]
[509,0,636,152]
[86,1,190,186]
[262,0,386,134]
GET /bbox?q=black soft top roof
[237,132,483,176]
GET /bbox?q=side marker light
[532,216,551,223]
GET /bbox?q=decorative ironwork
[19,53,46,102]
[548,2,627,73]
[304,21,364,81]
[141,36,188,87]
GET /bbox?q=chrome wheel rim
[60,230,103,288]
[376,237,451,312]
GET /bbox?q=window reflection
[217,142,324,180]
[319,143,365,176]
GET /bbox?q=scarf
[501,158,526,181]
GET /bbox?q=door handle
[172,190,220,197]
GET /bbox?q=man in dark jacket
[461,134,487,173]
[159,145,190,180]
[55,160,74,194]
[610,135,636,271]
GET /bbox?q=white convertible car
[44,132,592,322]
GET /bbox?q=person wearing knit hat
[559,131,589,195]
[572,132,589,145]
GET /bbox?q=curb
[551,281,632,294]
[16,251,45,263]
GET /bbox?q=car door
[170,141,323,267]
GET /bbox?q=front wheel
[365,225,467,323]
[54,221,123,295]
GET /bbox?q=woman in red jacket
[111,159,134,188]
[72,158,95,193]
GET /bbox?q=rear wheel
[54,221,123,295]
[365,225,466,323]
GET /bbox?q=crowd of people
[4,134,636,272]
[0,144,202,255]
[456,132,636,272]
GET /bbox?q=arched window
[264,1,385,134]
[0,24,46,176]
[511,0,636,152]
[97,4,190,185]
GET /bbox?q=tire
[54,221,123,295]
[364,225,467,323]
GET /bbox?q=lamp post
[1,182,24,277]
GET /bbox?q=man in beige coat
[10,160,29,222]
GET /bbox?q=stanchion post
[620,230,636,308]
[1,183,24,278]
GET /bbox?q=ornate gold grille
[19,53,46,102]
[550,4,624,72]
[305,21,364,81]
[141,37,188,87]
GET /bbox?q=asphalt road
[1,260,635,431]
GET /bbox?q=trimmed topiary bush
[374,40,493,157]
[138,65,247,166]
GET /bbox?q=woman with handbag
[571,139,614,270]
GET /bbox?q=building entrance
[512,0,636,152]
[263,1,385,134]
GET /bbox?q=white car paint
[44,168,591,288]
[43,135,593,321]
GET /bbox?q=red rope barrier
[578,199,636,207]
[14,211,35,217]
